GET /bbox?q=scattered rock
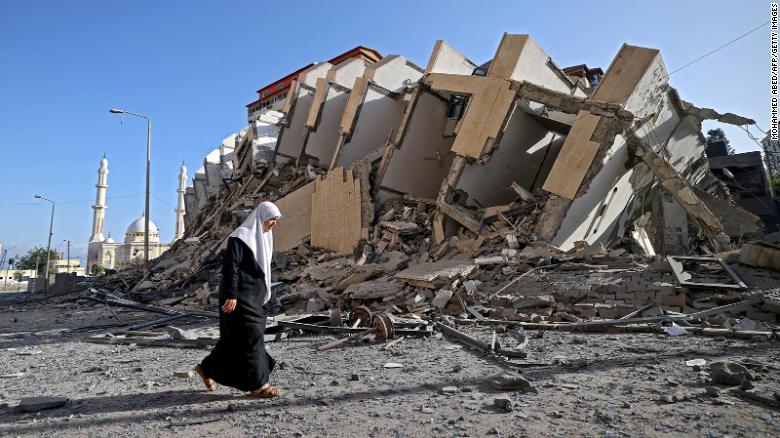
[166,326,198,341]
[710,361,748,386]
[173,370,193,378]
[350,373,360,381]
[685,359,707,367]
[441,386,458,394]
[487,373,537,393]
[432,289,454,309]
[705,386,720,397]
[383,362,403,369]
[494,398,513,412]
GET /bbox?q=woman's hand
[222,299,237,313]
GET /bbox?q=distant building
[48,258,85,276]
[0,269,36,283]
[762,132,780,176]
[708,149,780,231]
[86,156,183,273]
[562,64,604,89]
[246,46,382,121]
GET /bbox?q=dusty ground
[1,291,779,437]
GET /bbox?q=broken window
[446,95,468,120]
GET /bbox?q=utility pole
[109,108,152,273]
[34,195,55,293]
[4,256,12,287]
[0,250,7,287]
[63,240,71,274]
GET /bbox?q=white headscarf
[228,201,281,304]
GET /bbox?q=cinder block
[596,304,620,319]
[615,290,637,301]
[634,290,656,304]
[574,303,597,318]
[659,292,686,307]
[615,304,635,317]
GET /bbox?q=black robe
[200,237,276,392]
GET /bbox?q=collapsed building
[98,34,780,331]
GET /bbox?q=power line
[667,20,769,77]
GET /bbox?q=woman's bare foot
[194,365,216,391]
[250,383,282,399]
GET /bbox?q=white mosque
[87,155,188,273]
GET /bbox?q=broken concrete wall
[273,182,315,252]
[310,167,368,253]
[193,167,208,212]
[203,148,222,198]
[184,185,197,230]
[377,41,476,201]
[219,135,236,180]
[302,58,368,165]
[275,63,333,163]
[331,56,423,168]
[454,108,564,208]
[546,44,713,251]
[430,34,587,226]
[251,109,284,169]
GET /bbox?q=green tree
[706,128,735,155]
[15,246,59,277]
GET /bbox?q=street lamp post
[62,240,71,274]
[109,108,151,273]
[34,194,55,293]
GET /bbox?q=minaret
[174,161,187,241]
[90,155,109,242]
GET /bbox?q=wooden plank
[510,181,535,202]
[273,182,315,252]
[542,110,602,199]
[439,202,482,234]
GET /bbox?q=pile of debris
[91,33,780,345]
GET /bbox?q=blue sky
[0,0,771,263]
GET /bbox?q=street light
[62,239,71,274]
[34,194,54,293]
[109,108,152,273]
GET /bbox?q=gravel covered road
[1,292,779,437]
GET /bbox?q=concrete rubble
[5,34,780,438]
[87,34,780,348]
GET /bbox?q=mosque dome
[104,233,115,244]
[124,216,160,243]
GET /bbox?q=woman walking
[195,201,283,399]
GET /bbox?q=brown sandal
[250,386,282,399]
[194,365,216,391]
